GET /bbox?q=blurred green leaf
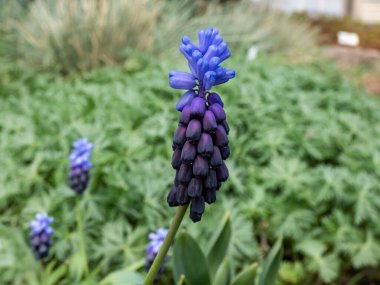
[69,251,85,281]
[258,238,283,285]
[100,269,143,285]
[207,211,232,277]
[297,239,339,282]
[176,275,187,285]
[46,262,67,285]
[352,231,380,268]
[213,258,230,285]
[230,263,258,285]
[173,231,211,285]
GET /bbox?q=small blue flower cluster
[170,27,235,96]
[69,138,93,194]
[168,28,234,222]
[145,228,168,278]
[29,213,54,260]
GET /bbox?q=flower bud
[190,97,206,117]
[221,120,230,134]
[207,92,224,107]
[190,211,202,223]
[190,196,205,223]
[193,155,209,176]
[186,119,202,141]
[173,125,187,147]
[197,133,213,156]
[220,145,230,160]
[210,146,222,167]
[188,177,203,197]
[204,188,216,204]
[176,90,196,111]
[215,125,229,146]
[167,187,179,207]
[204,169,217,189]
[181,141,196,163]
[217,162,229,182]
[203,110,217,132]
[178,163,192,183]
[209,103,226,122]
[171,148,182,169]
[176,184,190,205]
[174,170,180,186]
[179,105,191,125]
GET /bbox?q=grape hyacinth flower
[167,27,234,223]
[145,228,169,278]
[29,213,54,260]
[69,138,93,194]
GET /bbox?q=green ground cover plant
[1,52,380,284]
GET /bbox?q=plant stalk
[143,204,189,285]
[39,260,47,285]
[76,196,89,276]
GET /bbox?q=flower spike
[168,28,234,222]
[69,138,93,194]
[29,213,54,260]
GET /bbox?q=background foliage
[1,53,380,284]
[0,0,319,72]
[1,0,380,284]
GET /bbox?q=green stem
[39,260,47,285]
[76,196,89,276]
[144,204,189,285]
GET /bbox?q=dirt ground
[324,46,380,96]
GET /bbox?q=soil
[324,46,380,96]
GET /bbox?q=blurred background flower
[69,138,93,194]
[69,138,94,194]
[29,213,54,260]
[145,228,168,279]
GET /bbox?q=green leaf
[206,211,232,277]
[177,275,187,285]
[173,231,211,285]
[297,240,325,258]
[297,239,339,282]
[69,251,84,281]
[213,258,230,285]
[352,231,380,268]
[318,254,340,283]
[230,263,258,285]
[100,269,144,285]
[258,238,283,285]
[47,263,67,285]
[279,261,305,284]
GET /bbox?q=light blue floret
[69,138,93,170]
[146,228,168,255]
[169,27,235,111]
